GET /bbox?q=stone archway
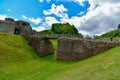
[14,28,20,34]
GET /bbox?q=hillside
[40,23,78,34]
[40,23,83,38]
[95,29,120,42]
[0,33,120,80]
[99,29,120,38]
[95,24,120,39]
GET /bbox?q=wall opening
[22,23,28,26]
[31,33,33,35]
[14,28,20,34]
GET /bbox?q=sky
[0,0,120,36]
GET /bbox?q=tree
[39,30,54,34]
[51,23,78,34]
[39,23,83,38]
[118,24,120,29]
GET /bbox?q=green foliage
[39,23,82,37]
[39,30,54,34]
[118,24,120,29]
[96,28,120,39]
[0,33,120,80]
[51,23,78,34]
[95,24,120,39]
[102,29,120,37]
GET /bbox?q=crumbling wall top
[5,18,14,22]
[16,20,30,26]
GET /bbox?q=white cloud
[78,11,85,15]
[54,0,86,6]
[22,15,42,24]
[22,15,27,19]
[45,16,59,26]
[61,16,84,28]
[38,0,120,35]
[43,4,68,18]
[39,0,51,3]
[32,26,46,31]
[73,0,87,6]
[46,0,51,3]
[59,0,120,35]
[7,9,11,12]
[35,16,60,31]
[28,18,42,25]
[78,0,120,35]
[39,0,44,3]
[0,14,7,20]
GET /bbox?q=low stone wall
[57,37,120,61]
[25,36,54,57]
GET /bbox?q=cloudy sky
[0,0,120,35]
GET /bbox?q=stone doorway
[14,28,20,34]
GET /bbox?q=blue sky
[0,0,120,35]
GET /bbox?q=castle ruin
[0,18,120,61]
[0,18,54,57]
[0,18,38,36]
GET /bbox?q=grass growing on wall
[0,32,120,80]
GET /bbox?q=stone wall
[57,37,120,61]
[0,18,33,36]
[0,19,16,34]
[4,20,16,34]
[0,20,4,32]
[16,20,32,35]
[26,36,54,57]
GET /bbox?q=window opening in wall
[22,23,27,26]
[31,33,33,35]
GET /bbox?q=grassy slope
[0,33,120,80]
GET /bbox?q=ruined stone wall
[57,37,120,61]
[25,36,54,57]
[0,19,16,34]
[0,18,33,35]
[0,20,4,32]
[20,27,32,36]
[4,20,16,34]
[31,30,39,36]
[16,20,32,36]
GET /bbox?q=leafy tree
[51,23,78,34]
[39,23,83,38]
[97,29,120,38]
[95,24,120,38]
[39,30,54,34]
[118,24,120,29]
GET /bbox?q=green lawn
[0,33,120,80]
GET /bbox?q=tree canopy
[118,24,120,29]
[51,23,78,34]
[39,23,83,37]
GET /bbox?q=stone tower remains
[0,18,38,36]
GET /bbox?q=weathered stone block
[27,36,54,57]
[57,37,120,61]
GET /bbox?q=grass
[0,32,120,80]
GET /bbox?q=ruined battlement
[5,18,14,22]
[0,18,38,36]
[16,20,30,26]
